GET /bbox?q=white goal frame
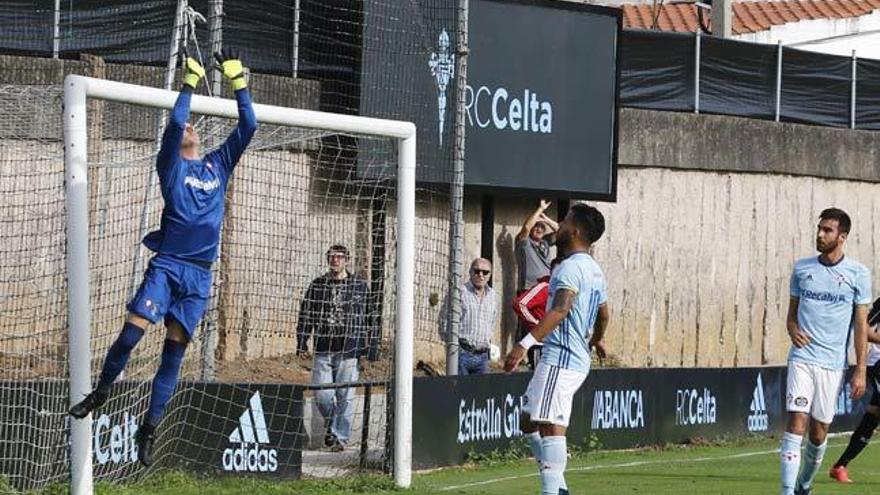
[63,75,416,494]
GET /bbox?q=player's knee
[164,321,190,345]
[125,313,150,331]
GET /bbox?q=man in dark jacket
[297,244,371,451]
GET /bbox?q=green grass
[14,435,880,494]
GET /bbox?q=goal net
[0,73,436,492]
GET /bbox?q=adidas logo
[222,391,278,472]
[747,373,769,432]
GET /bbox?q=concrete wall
[465,109,880,368]
[5,53,880,373]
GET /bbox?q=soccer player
[504,203,610,495]
[828,298,880,483]
[68,49,257,467]
[780,208,870,495]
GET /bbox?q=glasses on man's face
[471,269,491,276]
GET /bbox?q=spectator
[296,244,371,452]
[515,201,559,368]
[516,200,559,290]
[448,258,499,375]
[513,257,561,368]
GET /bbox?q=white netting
[0,83,447,491]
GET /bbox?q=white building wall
[737,11,880,60]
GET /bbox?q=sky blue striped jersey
[789,255,872,370]
[540,252,608,374]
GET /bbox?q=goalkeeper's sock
[540,436,567,495]
[780,432,802,495]
[146,339,187,427]
[835,412,879,467]
[526,431,544,465]
[96,322,145,394]
[797,439,827,491]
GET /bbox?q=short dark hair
[819,208,851,234]
[570,203,605,244]
[326,244,349,257]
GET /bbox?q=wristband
[518,333,539,350]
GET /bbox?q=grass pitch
[14,435,880,494]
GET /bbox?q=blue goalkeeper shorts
[126,254,212,339]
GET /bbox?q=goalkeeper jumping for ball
[69,49,257,467]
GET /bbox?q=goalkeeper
[69,49,257,467]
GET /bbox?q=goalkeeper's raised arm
[209,49,258,174]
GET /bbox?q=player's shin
[540,436,567,495]
[96,321,145,394]
[835,412,880,467]
[796,439,827,490]
[780,432,803,495]
[145,339,187,427]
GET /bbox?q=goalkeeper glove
[181,50,205,89]
[214,49,248,91]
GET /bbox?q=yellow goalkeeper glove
[181,50,205,89]
[214,49,248,91]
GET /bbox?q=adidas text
[222,391,278,472]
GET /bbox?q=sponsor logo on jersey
[184,176,220,192]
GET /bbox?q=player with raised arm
[504,203,610,495]
[68,49,258,467]
[780,208,871,495]
[828,297,880,483]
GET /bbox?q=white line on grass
[438,434,857,492]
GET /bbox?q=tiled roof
[622,0,880,35]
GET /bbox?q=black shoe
[135,423,156,467]
[69,389,109,419]
[324,431,337,448]
[329,437,345,453]
[559,490,570,495]
[794,486,812,495]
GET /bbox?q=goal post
[62,75,416,494]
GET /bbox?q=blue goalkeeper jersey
[789,255,872,370]
[143,88,257,262]
[540,251,608,374]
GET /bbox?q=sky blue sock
[797,440,827,490]
[97,322,144,393]
[780,432,802,495]
[526,431,544,465]
[146,339,186,427]
[540,436,567,495]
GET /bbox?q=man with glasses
[297,244,372,451]
[448,258,499,375]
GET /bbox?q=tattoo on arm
[551,289,576,314]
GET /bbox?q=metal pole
[694,30,701,114]
[209,0,223,97]
[394,133,416,488]
[53,0,61,58]
[64,76,93,495]
[359,383,372,471]
[446,0,469,377]
[292,0,301,78]
[851,49,857,130]
[127,0,186,301]
[775,41,782,122]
